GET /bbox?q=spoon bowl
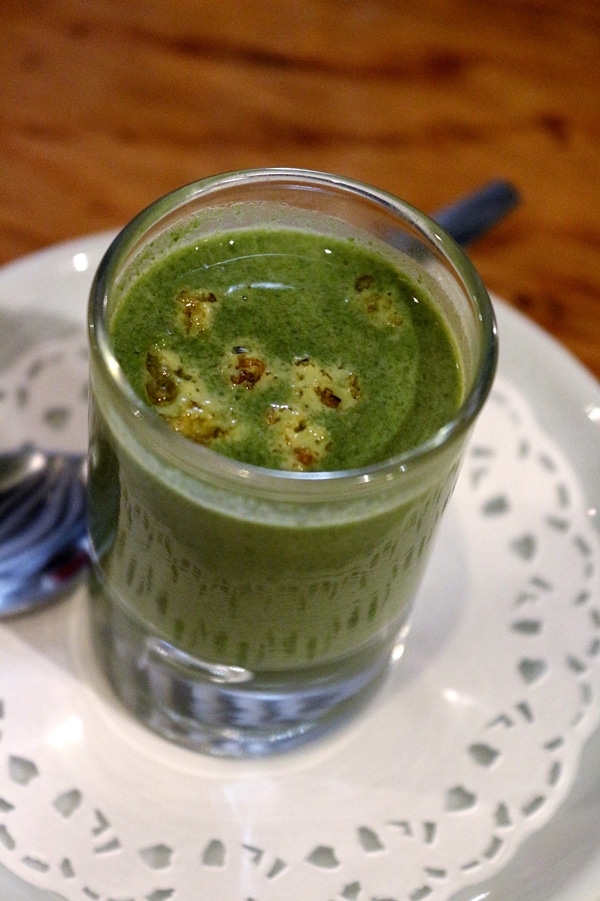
[0,449,88,617]
[0,444,48,494]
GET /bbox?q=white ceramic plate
[0,234,599,901]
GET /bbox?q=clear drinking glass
[87,168,497,757]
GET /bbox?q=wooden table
[1,5,600,900]
[1,0,599,378]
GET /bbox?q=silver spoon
[0,179,520,618]
[0,445,49,494]
[0,448,89,616]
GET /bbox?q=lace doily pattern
[0,335,599,901]
[0,334,88,455]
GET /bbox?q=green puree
[110,228,461,471]
[91,226,465,672]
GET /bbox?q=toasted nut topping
[164,403,231,445]
[354,274,375,292]
[229,353,267,388]
[290,356,361,411]
[357,290,403,328]
[145,349,178,404]
[176,288,218,335]
[264,404,330,470]
[315,386,342,408]
[348,373,361,399]
[293,447,316,467]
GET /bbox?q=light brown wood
[1,0,599,376]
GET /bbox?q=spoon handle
[433,179,521,246]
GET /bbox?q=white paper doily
[0,336,600,901]
[0,329,599,901]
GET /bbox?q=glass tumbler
[87,168,497,757]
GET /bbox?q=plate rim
[0,233,599,901]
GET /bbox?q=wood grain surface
[1,0,599,377]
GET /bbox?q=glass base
[89,573,403,758]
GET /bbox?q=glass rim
[89,166,498,487]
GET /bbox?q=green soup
[89,225,463,671]
[110,228,461,471]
